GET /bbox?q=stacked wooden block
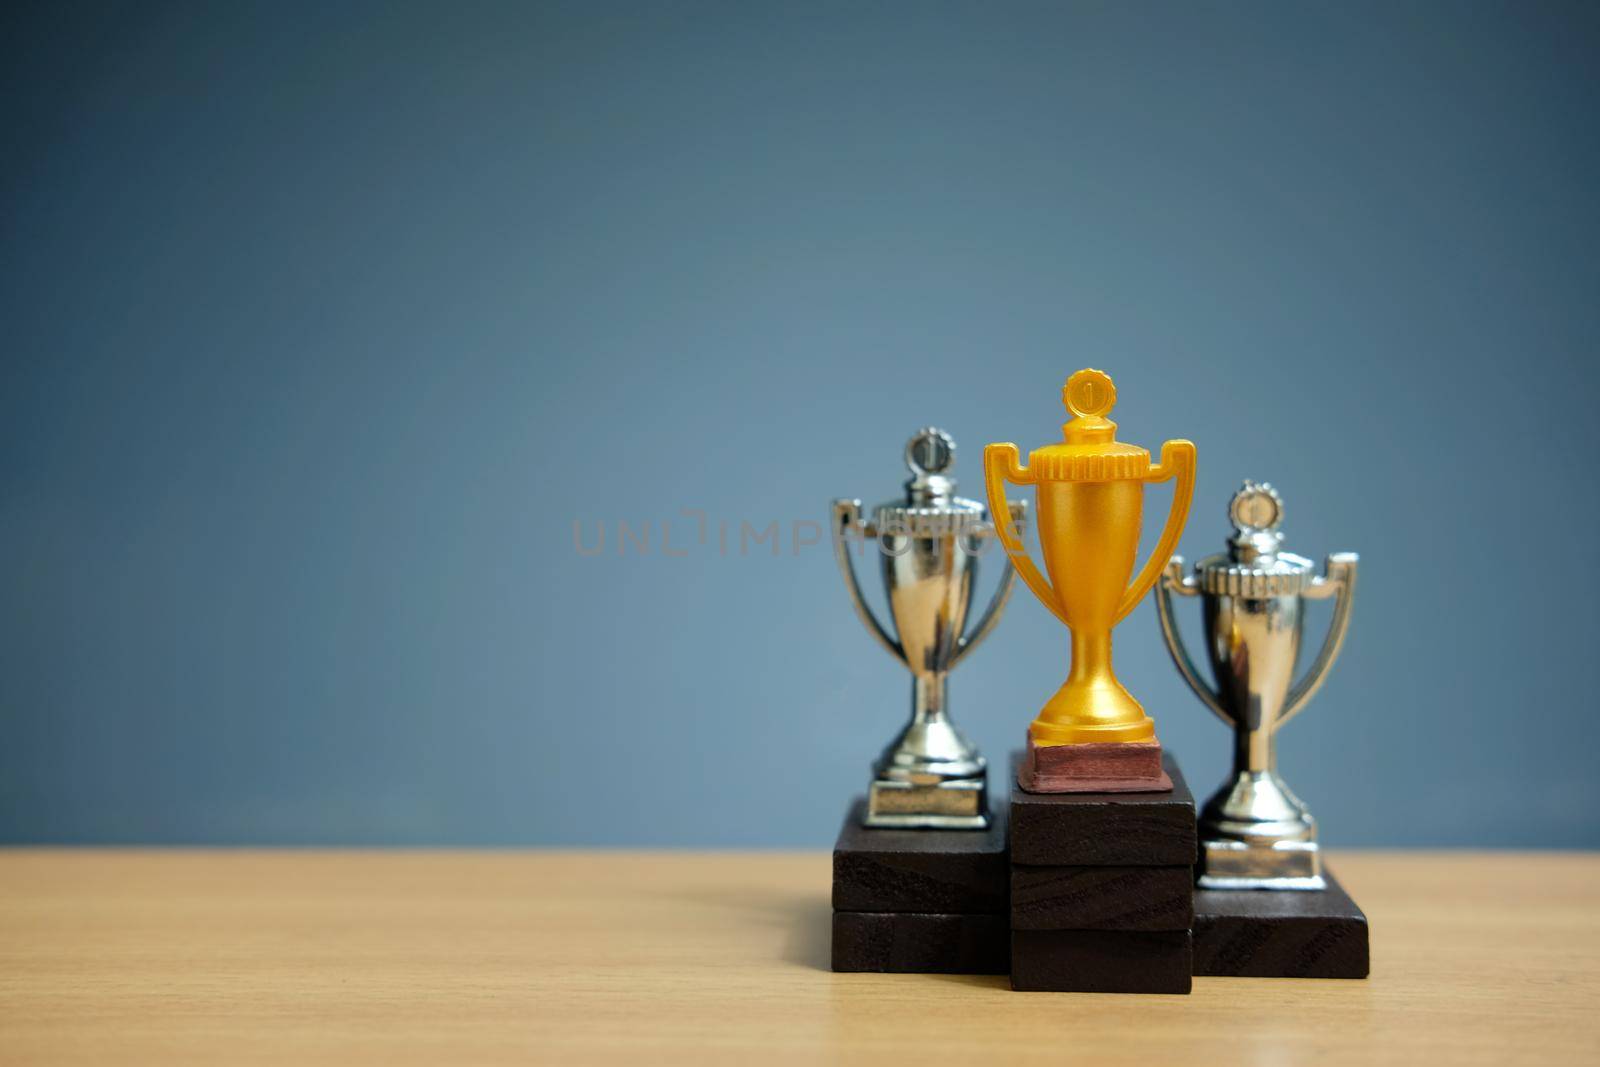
[830,753,1368,986]
[830,798,1008,974]
[1007,751,1198,993]
[1193,870,1370,978]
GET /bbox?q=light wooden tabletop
[1,850,1596,1065]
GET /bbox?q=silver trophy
[1155,482,1357,889]
[832,428,1026,830]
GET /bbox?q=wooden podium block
[1011,863,1193,932]
[832,797,1008,915]
[1011,928,1193,994]
[1008,751,1197,867]
[832,912,1009,974]
[1193,868,1370,979]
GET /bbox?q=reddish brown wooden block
[1193,867,1369,979]
[1008,751,1197,867]
[832,797,1008,915]
[1018,736,1171,793]
[831,911,1009,974]
[1011,928,1193,993]
[1011,863,1193,932]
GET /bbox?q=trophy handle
[830,499,907,666]
[982,444,1069,627]
[951,499,1027,668]
[1277,551,1358,729]
[1154,556,1234,727]
[1112,439,1197,624]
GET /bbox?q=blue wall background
[3,1,1597,846]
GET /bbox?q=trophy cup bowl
[1156,481,1358,889]
[982,369,1196,790]
[832,428,1026,829]
[1028,476,1157,740]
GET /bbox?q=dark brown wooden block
[1011,864,1193,932]
[832,797,1008,914]
[1008,751,1197,867]
[831,911,1009,974]
[1011,928,1193,993]
[1193,867,1370,979]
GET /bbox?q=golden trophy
[984,369,1196,792]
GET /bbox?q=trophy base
[1016,735,1172,794]
[865,779,988,830]
[1193,866,1369,978]
[1198,839,1324,891]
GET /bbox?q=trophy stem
[866,667,987,828]
[1234,723,1275,775]
[1068,629,1112,685]
[1027,627,1155,745]
[912,671,948,723]
[871,669,985,785]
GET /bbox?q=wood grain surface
[2,850,1597,1065]
[1008,751,1197,866]
[1193,866,1369,978]
[832,797,1008,914]
[831,911,1007,974]
[1010,862,1194,931]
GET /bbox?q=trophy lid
[871,427,984,535]
[1196,481,1315,597]
[1025,369,1153,481]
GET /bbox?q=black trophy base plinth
[1193,867,1370,979]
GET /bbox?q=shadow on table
[782,896,832,971]
[666,884,834,971]
[923,972,1009,990]
[666,883,1018,982]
